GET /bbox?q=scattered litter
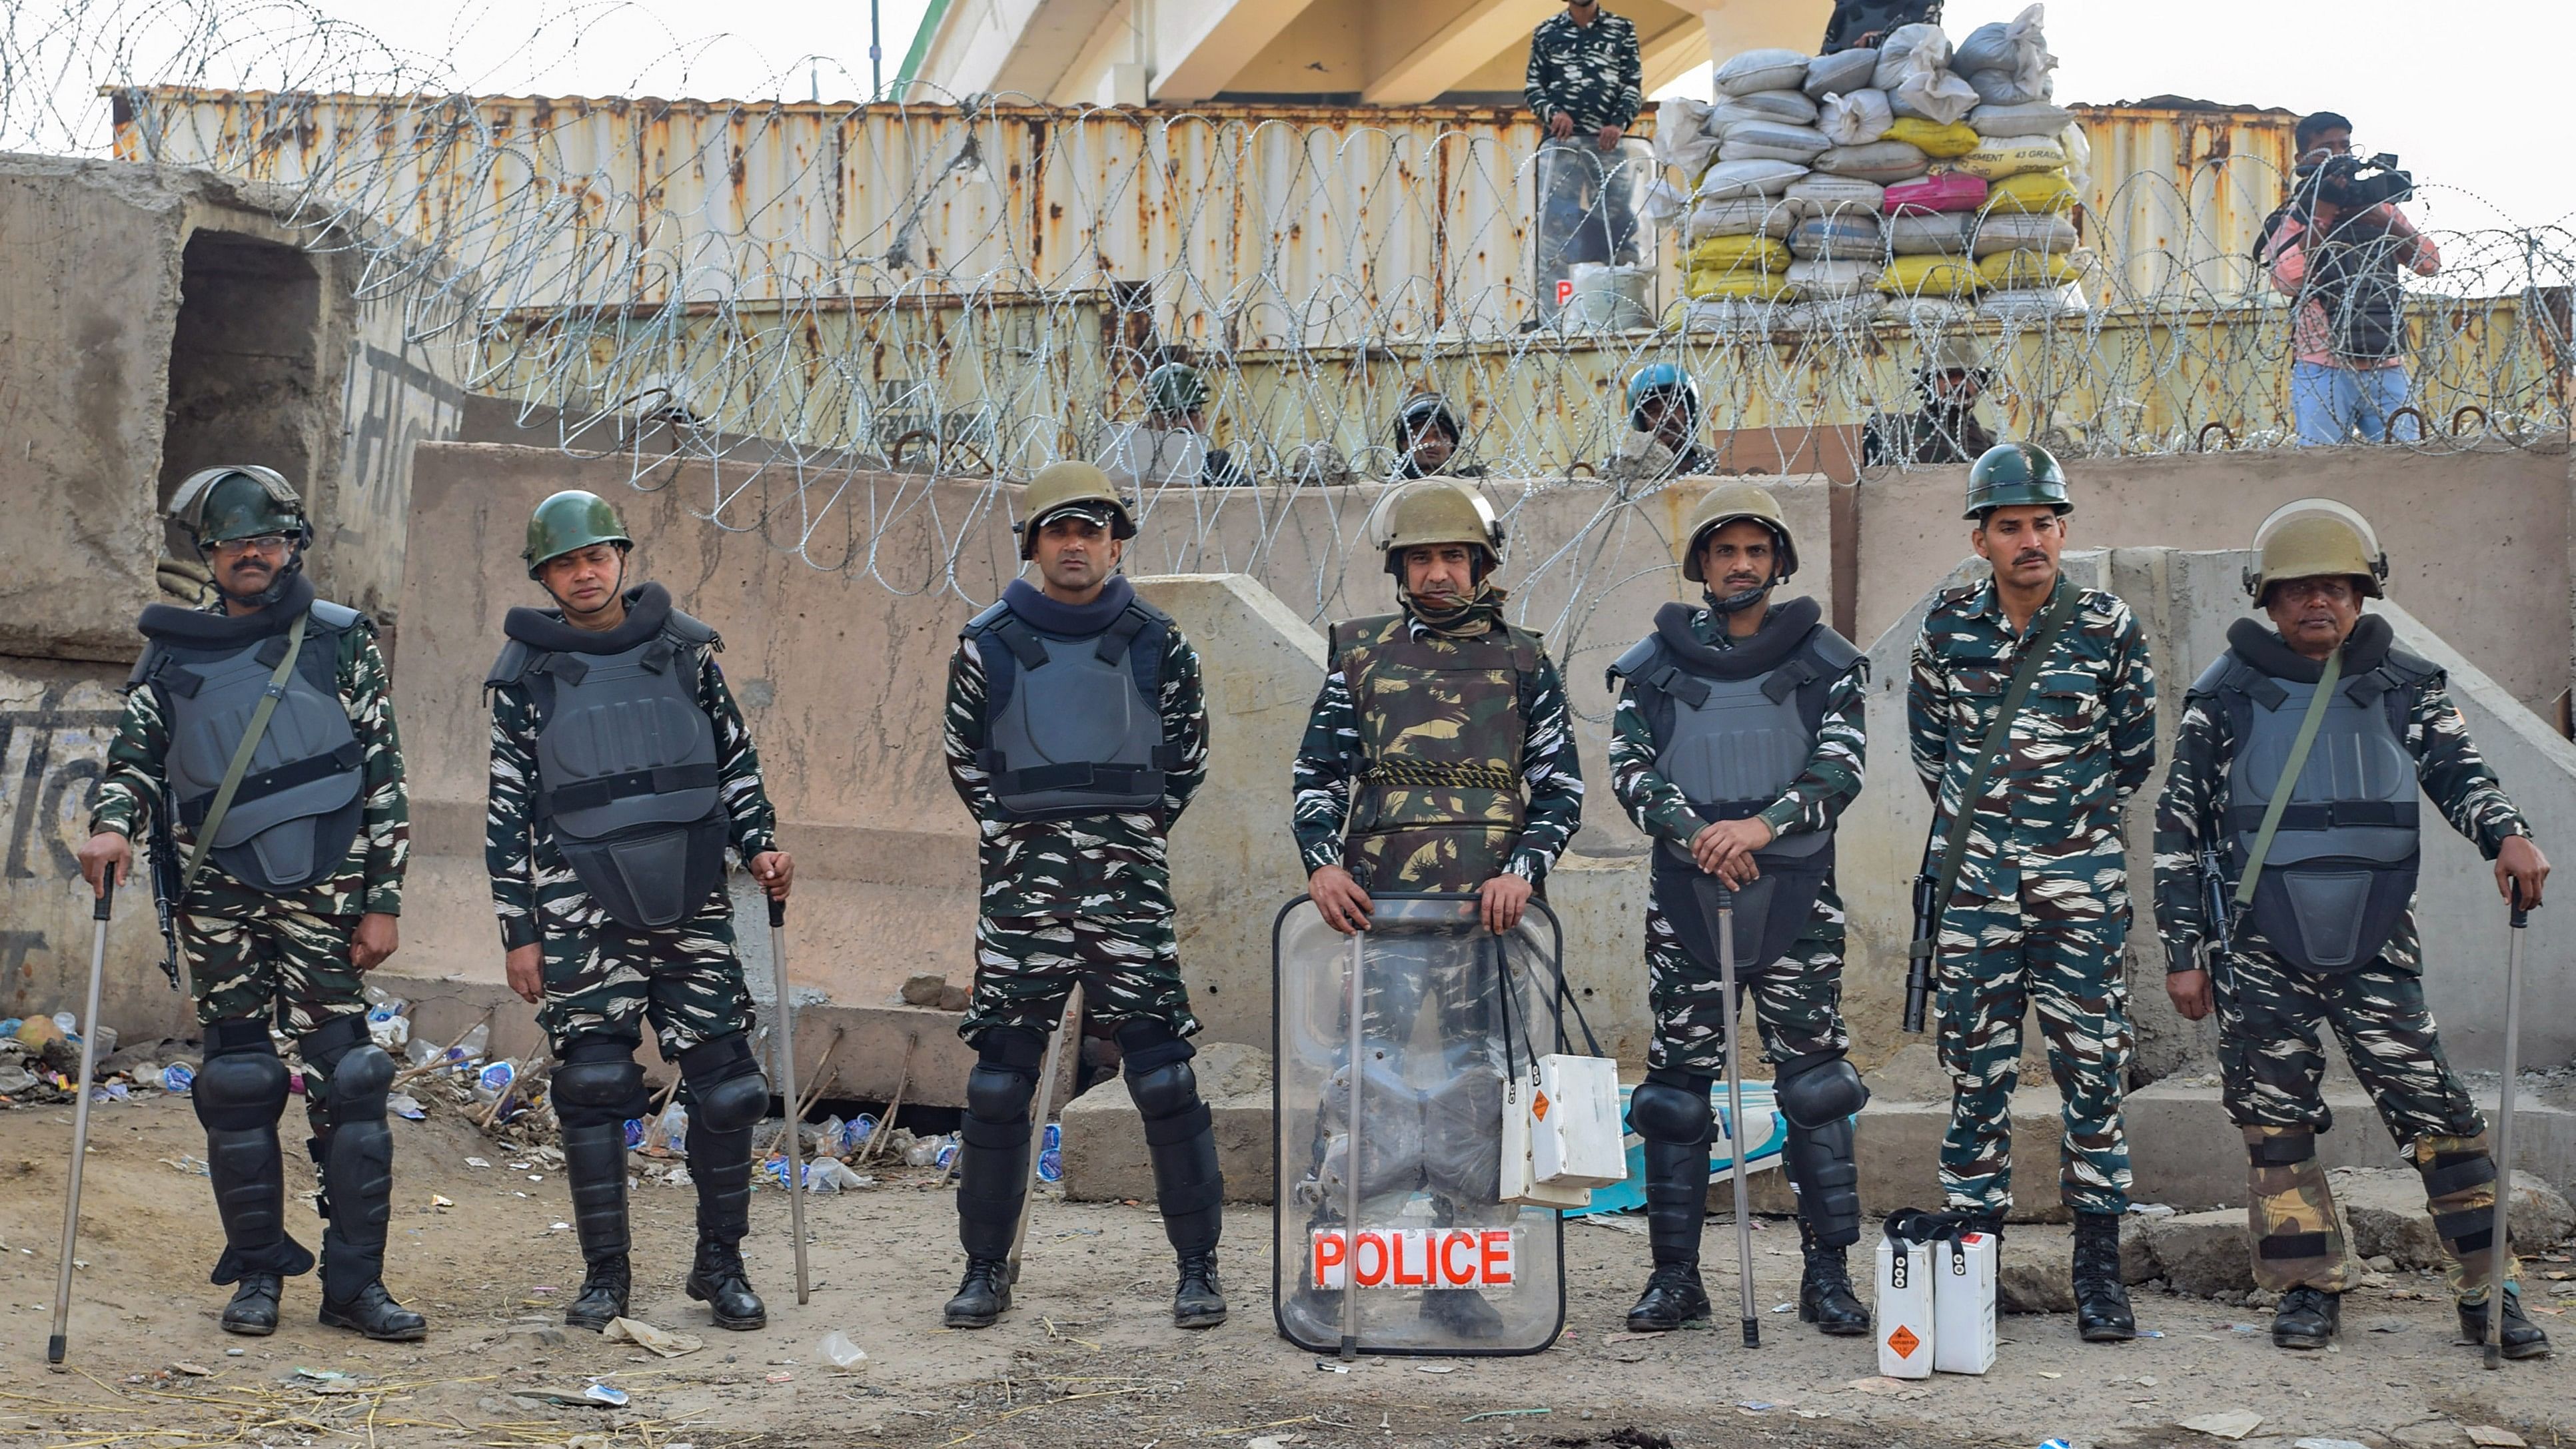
[1415,1363,1457,1374]
[430,1195,454,1209]
[293,1368,351,1383]
[2226,1322,2261,1334]
[170,1362,212,1376]
[2464,1430,2525,1448]
[1844,1377,1908,1395]
[2036,1371,2062,1379]
[464,1157,490,1169]
[1461,1408,1550,1423]
[2369,1320,2411,1334]
[2136,1328,2166,1338]
[2178,1410,2263,1440]
[1247,1437,1305,1449]
[764,1372,794,1384]
[2042,1440,2073,1449]
[549,1221,571,1232]
[1769,1302,1794,1313]
[604,1316,704,1358]
[161,1155,209,1177]
[224,1348,245,1357]
[386,1093,424,1120]
[813,1331,868,1371]
[1314,1360,1350,1374]
[160,1063,195,1094]
[582,1382,628,1407]
[2295,1438,2371,1449]
[1738,1400,1774,1412]
[1603,1332,1660,1344]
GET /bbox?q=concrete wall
[0,154,470,662]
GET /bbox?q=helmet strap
[1706,576,1776,617]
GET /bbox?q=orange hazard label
[1533,1091,1551,1120]
[1885,1325,1921,1358]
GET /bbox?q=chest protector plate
[971,604,1177,822]
[2220,660,2421,971]
[1613,619,1851,973]
[147,604,365,893]
[1337,618,1534,893]
[528,633,728,931]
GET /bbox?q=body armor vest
[137,599,366,893]
[1332,614,1537,892]
[1610,599,1860,972]
[2196,642,2431,971]
[490,610,728,931]
[967,598,1178,822]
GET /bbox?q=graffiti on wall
[338,336,467,548]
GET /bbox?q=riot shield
[1532,137,1651,324]
[1271,893,1567,1356]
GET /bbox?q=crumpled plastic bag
[1818,88,1893,147]
[1954,5,2055,101]
[1419,1067,1504,1203]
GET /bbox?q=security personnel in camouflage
[1291,479,1585,1336]
[80,466,421,1342]
[941,462,1224,1332]
[1906,443,2157,1342]
[1607,484,1871,1338]
[486,490,794,1335]
[2152,500,2553,1359]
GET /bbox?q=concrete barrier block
[1061,1041,1277,1205]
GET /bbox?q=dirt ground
[1,1095,2568,1449]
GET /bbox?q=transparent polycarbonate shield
[1271,894,1567,1356]
[1532,137,1652,323]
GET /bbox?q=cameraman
[2257,111,2439,445]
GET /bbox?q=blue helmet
[1625,364,1701,430]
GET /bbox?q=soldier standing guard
[2153,500,2552,1358]
[1906,444,2157,1341]
[940,462,1226,1331]
[485,490,793,1334]
[79,467,422,1340]
[1607,484,1871,1338]
[1290,479,1585,1338]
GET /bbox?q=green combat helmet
[169,466,309,546]
[1144,362,1210,416]
[1963,441,2072,520]
[1678,481,1799,584]
[522,490,634,578]
[1376,478,1505,579]
[2244,497,2389,601]
[1015,461,1139,560]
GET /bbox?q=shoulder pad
[484,639,537,692]
[963,599,1011,639]
[1124,594,1175,627]
[125,641,165,692]
[1606,634,1660,686]
[1503,622,1549,660]
[307,599,368,634]
[662,608,720,651]
[2187,650,2239,700]
[2380,646,2442,688]
[1802,623,1863,676]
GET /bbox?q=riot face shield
[1272,893,1569,1356]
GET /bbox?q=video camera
[2305,152,2413,213]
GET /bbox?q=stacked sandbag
[1681,47,1818,309]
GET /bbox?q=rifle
[1902,813,1941,1034]
[2197,843,2235,965]
[146,773,183,991]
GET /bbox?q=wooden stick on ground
[390,1007,496,1089]
[792,1027,849,1125]
[638,1074,684,1152]
[858,1034,919,1167]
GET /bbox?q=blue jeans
[2291,360,2417,445]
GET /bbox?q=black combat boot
[1126,1027,1229,1330]
[1173,1251,1228,1330]
[683,1121,767,1330]
[307,1031,426,1342]
[945,1257,1013,1328]
[196,1021,315,1337]
[2272,1286,2341,1350]
[221,1274,283,1336]
[1797,1218,1870,1336]
[1626,1139,1713,1332]
[2457,1286,2552,1360]
[2072,1210,2135,1342]
[1421,1288,1509,1338]
[560,1119,633,1331]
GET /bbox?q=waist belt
[2227,800,2419,832]
[993,761,1168,795]
[178,739,364,830]
[1361,759,1519,791]
[542,762,722,817]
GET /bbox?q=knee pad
[964,1027,1046,1129]
[1774,1051,1868,1130]
[1115,1019,1195,1075]
[554,1034,650,1130]
[1121,1022,1202,1125]
[1629,1069,1712,1147]
[195,1017,289,1133]
[677,1033,768,1135]
[322,1044,396,1125]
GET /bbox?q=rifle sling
[1920,582,2084,951]
[173,612,311,901]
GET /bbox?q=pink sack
[1883,173,1989,216]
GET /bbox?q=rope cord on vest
[175,610,311,900]
[1361,759,1519,791]
[2234,648,2347,910]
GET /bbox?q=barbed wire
[9,0,2575,656]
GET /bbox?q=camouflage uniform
[1524,9,1643,135]
[1907,574,2158,1216]
[1609,600,1867,1076]
[941,618,1209,1042]
[2152,621,2529,1302]
[484,620,776,1058]
[1527,9,1644,276]
[92,600,408,1035]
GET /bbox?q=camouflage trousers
[182,903,366,1037]
[1642,883,1850,1078]
[962,913,1198,1046]
[1936,877,2135,1216]
[536,887,752,1059]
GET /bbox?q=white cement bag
[1886,295,1974,327]
[1786,258,1881,298]
[1697,159,1808,201]
[1968,100,2074,139]
[1887,211,1974,255]
[1654,96,1720,177]
[1818,88,1894,147]
[1890,73,1979,127]
[1785,173,1888,218]
[1954,5,2055,104]
[1872,23,1947,89]
[1812,139,1931,183]
[1686,197,1799,241]
[1971,211,2077,256]
[1708,90,1820,130]
[1719,121,1832,165]
[1968,66,2052,107]
[1804,47,1878,99]
[2058,120,2094,197]
[1716,48,1812,97]
[1979,284,2088,322]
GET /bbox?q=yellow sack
[1687,235,1792,275]
[1884,117,1980,159]
[1876,254,1984,296]
[1985,169,2078,214]
[1957,136,2065,181]
[1977,248,2081,289]
[1685,268,1795,301]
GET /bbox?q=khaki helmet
[1017,461,1137,560]
[1679,482,1799,584]
[1964,441,2072,520]
[169,466,309,546]
[2244,497,2387,601]
[522,490,632,578]
[1377,478,1505,578]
